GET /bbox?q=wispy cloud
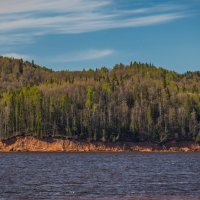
[0,0,109,14]
[0,0,189,45]
[54,49,115,62]
[0,34,35,46]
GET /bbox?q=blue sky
[0,0,200,72]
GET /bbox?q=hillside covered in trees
[0,56,200,143]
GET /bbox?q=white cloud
[0,0,189,45]
[54,49,115,62]
[0,0,110,14]
[2,53,30,60]
[0,34,34,45]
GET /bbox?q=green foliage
[85,86,97,109]
[102,82,112,94]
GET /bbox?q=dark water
[0,153,199,200]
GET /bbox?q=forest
[0,56,200,143]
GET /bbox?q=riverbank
[0,136,199,152]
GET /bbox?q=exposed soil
[0,136,199,152]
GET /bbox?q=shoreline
[0,136,200,152]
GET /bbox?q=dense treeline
[0,56,200,143]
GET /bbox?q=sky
[0,0,200,72]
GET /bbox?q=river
[0,152,199,200]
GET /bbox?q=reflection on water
[0,152,199,200]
